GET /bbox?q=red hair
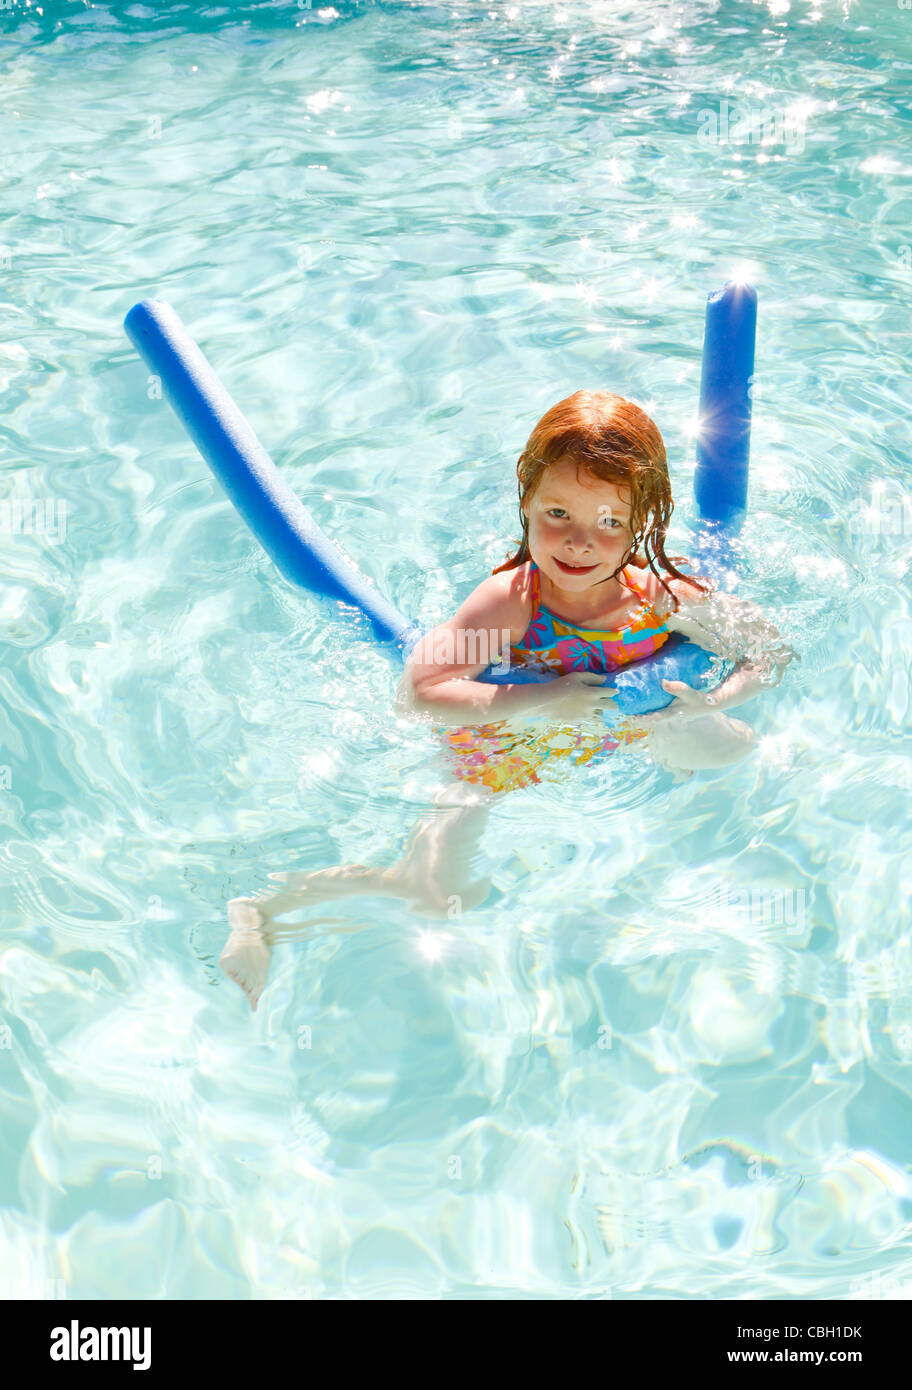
[492,389,711,609]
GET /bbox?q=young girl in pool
[221,390,796,1009]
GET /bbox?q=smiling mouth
[554,557,598,575]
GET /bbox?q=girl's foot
[220,898,272,1011]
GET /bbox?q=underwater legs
[220,780,495,1010]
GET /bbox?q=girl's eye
[547,508,568,519]
[598,516,620,529]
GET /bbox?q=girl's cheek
[599,530,630,553]
[532,515,561,543]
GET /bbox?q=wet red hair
[492,389,712,610]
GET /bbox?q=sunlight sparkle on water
[860,155,904,176]
[300,752,338,779]
[795,554,846,582]
[416,930,452,963]
[305,89,342,114]
[756,732,798,770]
[575,280,599,307]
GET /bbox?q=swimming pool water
[1,0,910,1299]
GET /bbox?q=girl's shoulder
[453,561,536,631]
[498,559,538,607]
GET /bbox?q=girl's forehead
[536,460,630,506]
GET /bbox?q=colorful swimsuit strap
[528,559,542,617]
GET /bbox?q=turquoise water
[1,0,911,1299]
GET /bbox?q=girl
[221,390,796,1009]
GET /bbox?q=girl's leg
[220,779,495,1010]
[377,778,495,917]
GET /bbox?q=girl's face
[523,456,635,592]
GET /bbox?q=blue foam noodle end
[124,299,421,654]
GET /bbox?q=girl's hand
[532,672,619,730]
[647,660,769,723]
[649,677,721,722]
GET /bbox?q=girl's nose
[567,531,592,553]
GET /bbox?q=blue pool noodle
[124,299,419,651]
[123,283,756,715]
[692,280,757,590]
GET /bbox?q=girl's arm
[659,658,775,719]
[646,575,799,721]
[394,569,618,731]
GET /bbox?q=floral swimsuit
[442,560,673,793]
